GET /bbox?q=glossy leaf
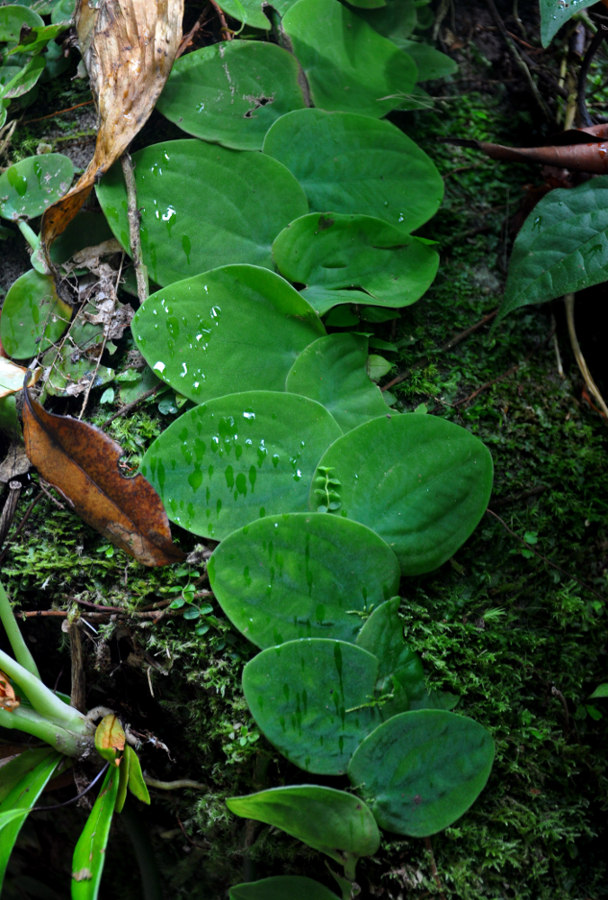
[41,0,184,251]
[157,40,306,150]
[0,153,74,221]
[140,391,342,540]
[96,139,308,286]
[213,0,301,28]
[132,264,324,405]
[242,638,383,774]
[227,784,380,861]
[358,0,417,47]
[263,109,443,234]
[0,5,44,43]
[0,268,71,359]
[273,213,439,313]
[282,0,416,117]
[22,389,184,566]
[207,512,400,647]
[502,177,608,317]
[0,748,62,893]
[310,414,493,575]
[94,714,125,765]
[539,0,596,47]
[347,710,495,836]
[124,744,150,805]
[71,765,119,899]
[285,333,389,429]
[229,877,340,900]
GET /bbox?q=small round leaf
[0,269,71,359]
[0,153,74,221]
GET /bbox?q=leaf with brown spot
[41,0,184,252]
[0,670,20,712]
[22,386,184,566]
[95,714,125,765]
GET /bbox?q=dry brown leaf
[0,670,20,712]
[450,136,608,174]
[41,0,184,252]
[22,386,185,566]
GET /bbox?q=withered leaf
[449,136,608,174]
[95,714,126,765]
[42,0,184,252]
[0,670,20,712]
[22,386,184,566]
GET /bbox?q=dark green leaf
[0,268,71,359]
[0,153,74,221]
[539,0,597,47]
[229,877,340,900]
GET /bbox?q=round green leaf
[227,785,380,861]
[273,213,439,313]
[216,0,302,29]
[132,264,324,405]
[502,177,608,317]
[140,391,342,540]
[359,0,417,47]
[242,638,382,774]
[157,40,306,150]
[310,414,493,575]
[539,0,597,48]
[207,511,400,647]
[0,268,71,359]
[229,877,340,900]
[285,333,389,430]
[347,710,495,837]
[95,139,308,287]
[263,109,443,234]
[0,153,74,221]
[282,0,416,117]
[0,5,44,43]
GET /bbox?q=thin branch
[120,153,149,304]
[564,293,608,420]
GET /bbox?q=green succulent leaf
[263,109,443,234]
[226,784,380,862]
[207,511,400,647]
[273,213,439,313]
[0,153,74,221]
[347,710,495,836]
[0,5,44,44]
[0,55,45,101]
[95,139,308,287]
[157,40,306,150]
[229,877,340,900]
[132,264,324,405]
[310,413,493,575]
[0,268,71,359]
[71,765,119,899]
[140,391,342,540]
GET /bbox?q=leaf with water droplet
[0,154,74,222]
[0,269,71,360]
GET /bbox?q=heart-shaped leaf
[227,784,380,861]
[157,40,306,150]
[229,877,340,900]
[140,391,342,540]
[347,709,495,836]
[263,109,443,234]
[132,264,324,405]
[0,269,71,359]
[273,213,439,313]
[0,153,74,221]
[207,512,400,647]
[282,0,416,117]
[310,414,493,575]
[285,333,389,430]
[96,139,308,286]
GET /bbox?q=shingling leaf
[41,0,184,252]
[22,386,184,566]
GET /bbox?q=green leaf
[263,109,443,234]
[347,710,495,836]
[125,745,150,805]
[285,332,389,430]
[273,213,439,313]
[132,264,324,405]
[282,0,416,117]
[0,748,62,893]
[242,638,383,774]
[229,877,340,900]
[0,5,44,43]
[358,0,417,47]
[207,511,401,647]
[502,177,608,317]
[71,765,119,900]
[0,153,74,221]
[8,21,67,54]
[0,268,71,359]
[401,39,458,81]
[539,0,597,47]
[589,684,608,700]
[310,414,493,575]
[140,391,342,540]
[227,784,380,862]
[0,55,45,101]
[95,139,308,287]
[157,40,306,150]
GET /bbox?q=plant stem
[0,647,90,734]
[0,705,93,756]
[0,581,41,679]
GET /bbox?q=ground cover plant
[1,0,608,897]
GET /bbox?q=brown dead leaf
[22,385,184,566]
[41,0,184,253]
[0,670,20,712]
[449,136,608,174]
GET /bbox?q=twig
[120,153,149,304]
[176,7,211,57]
[21,607,188,622]
[209,0,233,40]
[101,383,164,428]
[564,293,608,419]
[69,621,86,713]
[424,837,447,900]
[452,361,520,407]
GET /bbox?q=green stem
[16,219,40,252]
[0,705,93,756]
[0,647,90,734]
[0,581,41,679]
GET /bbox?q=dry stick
[120,153,149,304]
[564,293,608,419]
[22,607,188,622]
[69,621,86,713]
[101,383,164,428]
[209,0,233,40]
[486,508,605,603]
[424,837,447,900]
